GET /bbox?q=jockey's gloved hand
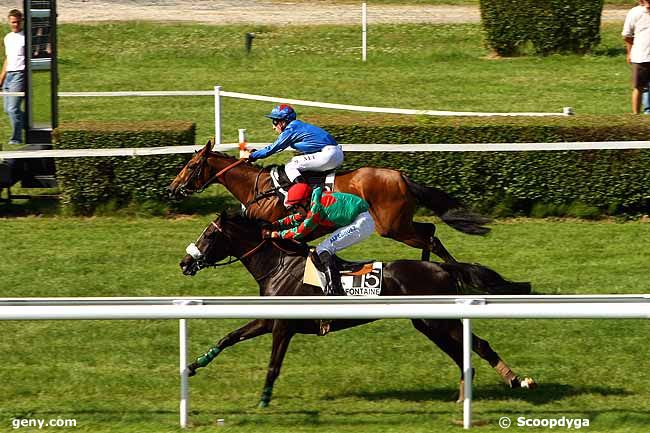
[261,228,273,239]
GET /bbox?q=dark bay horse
[179,211,536,408]
[168,140,491,262]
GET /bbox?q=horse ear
[204,139,214,152]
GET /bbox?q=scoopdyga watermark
[499,416,590,429]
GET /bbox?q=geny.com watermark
[11,418,77,429]
[499,416,590,429]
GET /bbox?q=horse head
[180,210,308,277]
[167,140,215,198]
[180,210,262,276]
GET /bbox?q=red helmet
[286,183,311,205]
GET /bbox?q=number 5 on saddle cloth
[304,255,383,296]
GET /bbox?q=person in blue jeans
[0,9,25,146]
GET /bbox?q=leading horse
[168,140,491,262]
[179,211,536,408]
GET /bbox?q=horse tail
[402,175,491,235]
[441,262,532,295]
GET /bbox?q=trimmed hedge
[53,121,195,215]
[307,114,650,217]
[480,0,604,56]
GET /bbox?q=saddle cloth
[303,255,383,296]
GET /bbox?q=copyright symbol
[499,417,511,428]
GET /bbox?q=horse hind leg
[471,336,536,390]
[411,319,469,402]
[444,320,537,390]
[494,360,537,390]
[414,222,457,263]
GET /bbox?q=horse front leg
[188,319,273,377]
[258,320,295,408]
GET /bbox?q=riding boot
[293,175,306,184]
[318,251,346,296]
[309,249,326,272]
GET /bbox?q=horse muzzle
[167,184,186,199]
[180,255,200,276]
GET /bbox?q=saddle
[270,166,336,206]
[334,256,375,274]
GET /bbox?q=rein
[207,221,269,267]
[183,156,247,194]
[198,158,247,193]
[187,221,306,274]
[244,169,283,209]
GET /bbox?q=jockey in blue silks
[248,104,344,184]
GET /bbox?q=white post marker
[179,317,189,428]
[463,317,472,429]
[456,298,486,429]
[174,299,203,428]
[362,2,367,62]
[214,86,222,146]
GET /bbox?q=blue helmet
[265,104,297,122]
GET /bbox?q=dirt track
[0,0,631,25]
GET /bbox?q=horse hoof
[520,377,537,390]
[258,400,269,409]
[187,362,200,377]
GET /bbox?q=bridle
[178,152,247,195]
[185,220,268,270]
[185,219,304,272]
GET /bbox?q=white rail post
[362,3,367,62]
[456,298,486,429]
[174,299,203,428]
[463,317,472,429]
[214,86,222,146]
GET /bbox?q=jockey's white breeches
[285,145,344,182]
[316,211,375,256]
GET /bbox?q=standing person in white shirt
[0,9,24,145]
[623,0,650,114]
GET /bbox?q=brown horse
[168,140,490,262]
[179,211,536,408]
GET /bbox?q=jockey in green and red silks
[262,184,375,296]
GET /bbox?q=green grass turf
[0,20,638,151]
[0,16,648,432]
[0,217,648,432]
